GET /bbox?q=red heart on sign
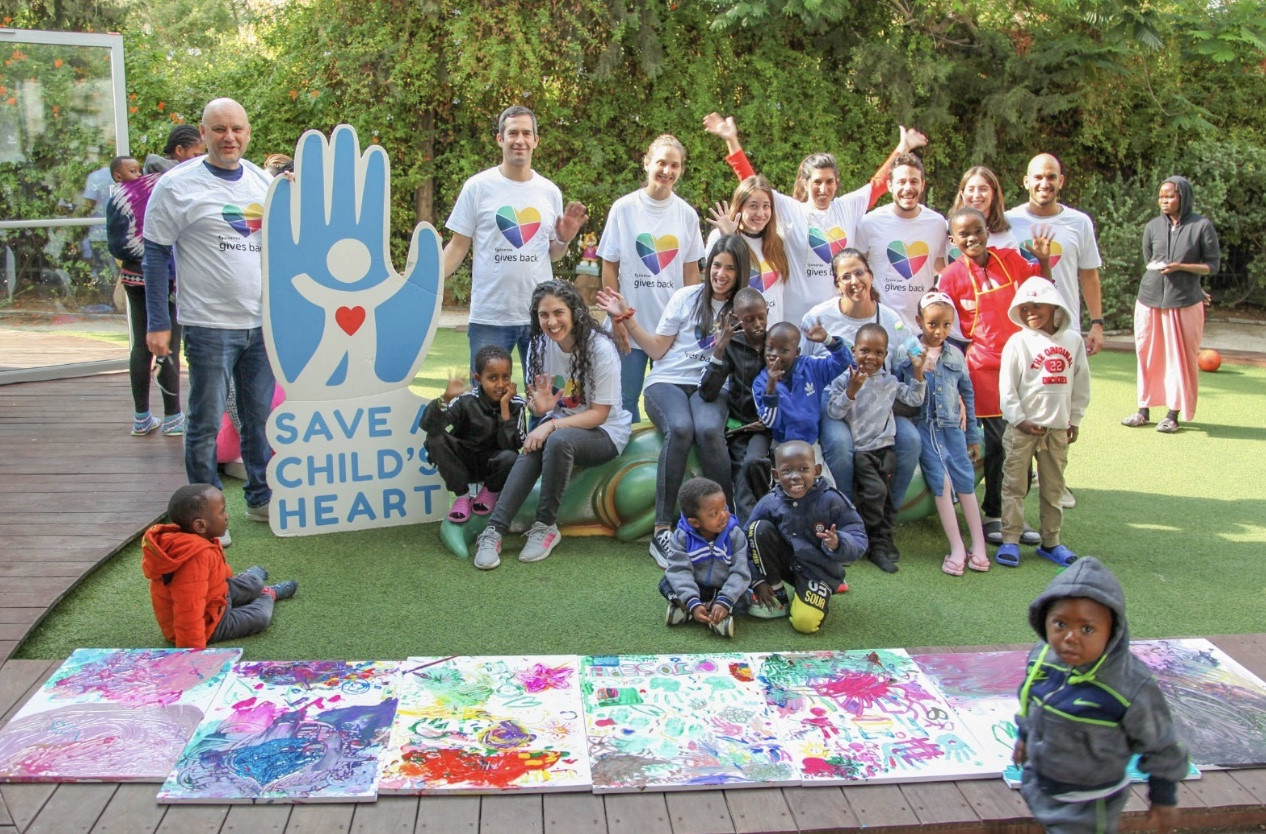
[335,306,366,335]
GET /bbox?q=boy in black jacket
[422,345,527,522]
[699,287,772,522]
[746,440,867,633]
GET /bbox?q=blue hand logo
[263,125,443,401]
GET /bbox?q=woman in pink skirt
[1122,176,1220,433]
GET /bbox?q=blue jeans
[183,326,275,509]
[820,414,921,506]
[467,322,532,381]
[620,347,650,424]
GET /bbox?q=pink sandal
[942,554,965,577]
[448,495,473,523]
[471,485,498,515]
[967,553,991,572]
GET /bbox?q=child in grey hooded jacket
[1015,556,1188,833]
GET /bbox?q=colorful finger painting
[1131,638,1266,768]
[911,651,1029,774]
[0,648,240,783]
[756,649,996,784]
[157,660,399,804]
[379,655,590,794]
[580,654,797,793]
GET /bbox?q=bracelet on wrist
[613,307,637,324]
[1089,318,1104,327]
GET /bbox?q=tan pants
[1001,423,1068,547]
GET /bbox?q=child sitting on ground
[660,477,751,638]
[746,440,867,632]
[752,320,853,478]
[996,277,1090,568]
[421,345,527,522]
[1015,557,1187,833]
[896,292,988,576]
[142,484,296,649]
[826,323,925,573]
[699,287,772,522]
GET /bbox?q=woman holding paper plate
[1122,176,1220,434]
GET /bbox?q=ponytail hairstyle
[526,281,612,408]
[950,166,1011,234]
[792,152,840,203]
[692,234,749,339]
[730,175,789,284]
[830,246,881,305]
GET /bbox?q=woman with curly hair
[473,281,631,569]
[596,235,746,568]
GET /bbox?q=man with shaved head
[142,98,276,542]
[1005,153,1103,510]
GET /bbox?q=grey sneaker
[218,529,232,548]
[263,580,297,601]
[244,565,268,583]
[665,603,689,627]
[473,526,502,570]
[519,522,561,563]
[649,528,673,569]
[245,502,270,523]
[1059,486,1076,509]
[710,615,735,638]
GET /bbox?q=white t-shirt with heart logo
[855,203,948,330]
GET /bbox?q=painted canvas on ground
[1132,638,1266,768]
[378,655,590,794]
[580,654,797,793]
[157,660,399,804]
[757,649,996,784]
[0,648,240,783]
[912,650,1028,774]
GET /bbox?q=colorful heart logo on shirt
[495,206,542,248]
[809,226,849,263]
[694,323,716,352]
[550,373,581,409]
[1020,239,1063,269]
[748,259,779,291]
[886,240,930,280]
[635,233,679,275]
[222,203,264,237]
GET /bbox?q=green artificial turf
[17,339,1266,660]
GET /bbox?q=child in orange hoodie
[142,484,296,649]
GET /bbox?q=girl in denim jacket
[897,292,988,576]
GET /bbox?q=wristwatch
[1089,318,1104,327]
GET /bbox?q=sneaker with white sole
[245,502,270,523]
[1059,486,1076,509]
[131,414,160,436]
[218,529,232,548]
[473,526,502,570]
[519,522,561,563]
[161,413,186,436]
[649,528,673,569]
[710,615,735,638]
[665,603,689,627]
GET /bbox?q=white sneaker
[473,526,501,570]
[519,522,562,563]
[665,603,689,627]
[1059,486,1076,509]
[218,529,232,548]
[710,615,735,638]
[245,502,270,523]
[649,528,673,569]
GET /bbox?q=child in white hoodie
[996,277,1090,569]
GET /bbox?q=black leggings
[125,281,181,416]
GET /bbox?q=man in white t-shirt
[855,153,948,330]
[442,106,588,376]
[143,98,276,533]
[1004,153,1104,511]
[1005,153,1105,356]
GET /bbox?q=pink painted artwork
[757,649,996,784]
[379,655,591,794]
[0,648,240,782]
[157,660,399,804]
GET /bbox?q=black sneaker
[264,580,297,601]
[1020,525,1042,546]
[984,517,1004,545]
[868,551,899,574]
[649,528,673,569]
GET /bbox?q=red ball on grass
[1198,348,1222,372]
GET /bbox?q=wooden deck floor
[1,370,1264,832]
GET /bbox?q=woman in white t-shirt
[705,175,791,325]
[808,248,922,508]
[598,134,706,423]
[473,282,632,570]
[596,235,747,568]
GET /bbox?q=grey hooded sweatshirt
[1139,176,1221,309]
[1017,557,1188,806]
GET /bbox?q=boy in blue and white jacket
[752,321,853,481]
[660,477,751,639]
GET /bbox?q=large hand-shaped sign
[263,126,446,536]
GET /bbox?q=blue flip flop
[995,543,1021,568]
[1036,544,1078,567]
